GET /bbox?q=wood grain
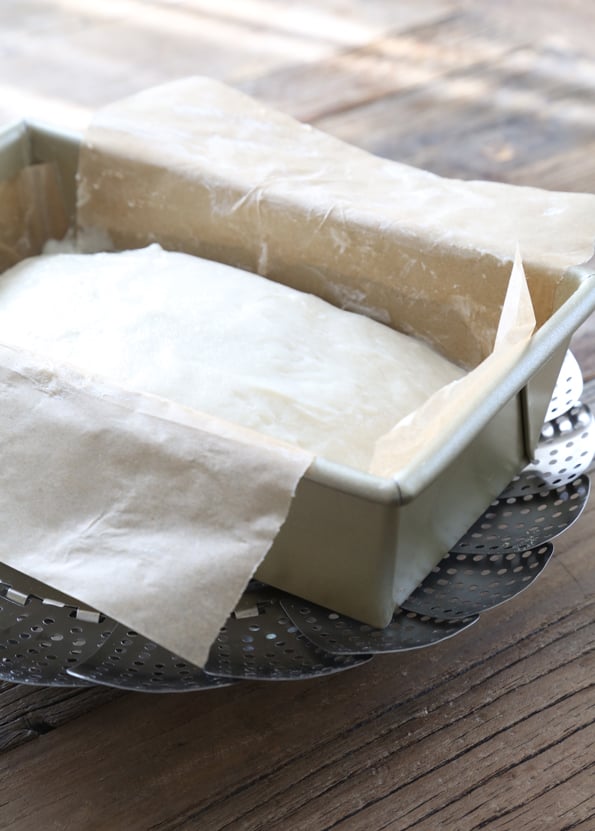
[1,520,593,830]
[0,683,121,753]
[314,42,595,187]
[0,2,594,830]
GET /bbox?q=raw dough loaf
[0,244,464,470]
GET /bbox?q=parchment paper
[0,343,311,666]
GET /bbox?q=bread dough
[0,244,464,470]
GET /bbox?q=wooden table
[1,2,594,828]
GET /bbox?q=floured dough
[0,244,464,470]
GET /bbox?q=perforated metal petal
[501,405,594,497]
[402,542,554,618]
[204,586,372,680]
[451,476,589,555]
[546,351,583,422]
[279,598,478,655]
[66,625,237,692]
[0,585,112,687]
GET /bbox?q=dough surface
[0,244,464,470]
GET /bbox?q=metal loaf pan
[1,120,594,628]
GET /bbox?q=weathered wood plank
[0,682,122,753]
[0,0,453,129]
[238,11,515,122]
[313,43,595,188]
[131,607,595,831]
[1,485,593,829]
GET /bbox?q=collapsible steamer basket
[0,118,594,691]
